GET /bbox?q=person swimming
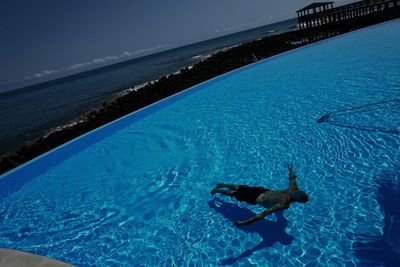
[211,164,309,226]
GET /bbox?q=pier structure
[297,0,400,30]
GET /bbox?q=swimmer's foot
[211,188,217,196]
[211,182,228,196]
[216,183,225,189]
[211,182,225,196]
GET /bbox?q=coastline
[1,13,399,175]
[110,39,272,99]
[44,42,244,136]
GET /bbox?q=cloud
[68,62,92,70]
[30,44,169,80]
[121,51,132,57]
[34,69,58,78]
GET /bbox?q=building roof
[296,2,334,13]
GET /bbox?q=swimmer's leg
[216,183,240,191]
[211,189,236,197]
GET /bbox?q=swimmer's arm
[235,203,288,226]
[288,163,299,191]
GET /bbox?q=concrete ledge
[0,248,75,267]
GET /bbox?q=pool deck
[0,248,75,267]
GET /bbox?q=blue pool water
[1,20,400,266]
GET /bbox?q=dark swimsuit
[232,185,269,205]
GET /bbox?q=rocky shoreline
[1,13,399,175]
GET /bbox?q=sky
[0,0,355,88]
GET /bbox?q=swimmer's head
[291,190,309,203]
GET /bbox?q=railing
[298,0,400,29]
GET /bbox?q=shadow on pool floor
[353,175,400,266]
[208,198,294,265]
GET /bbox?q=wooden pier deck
[297,0,400,30]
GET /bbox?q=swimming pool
[1,20,400,266]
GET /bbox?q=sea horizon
[0,18,297,95]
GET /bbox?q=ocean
[0,18,297,155]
